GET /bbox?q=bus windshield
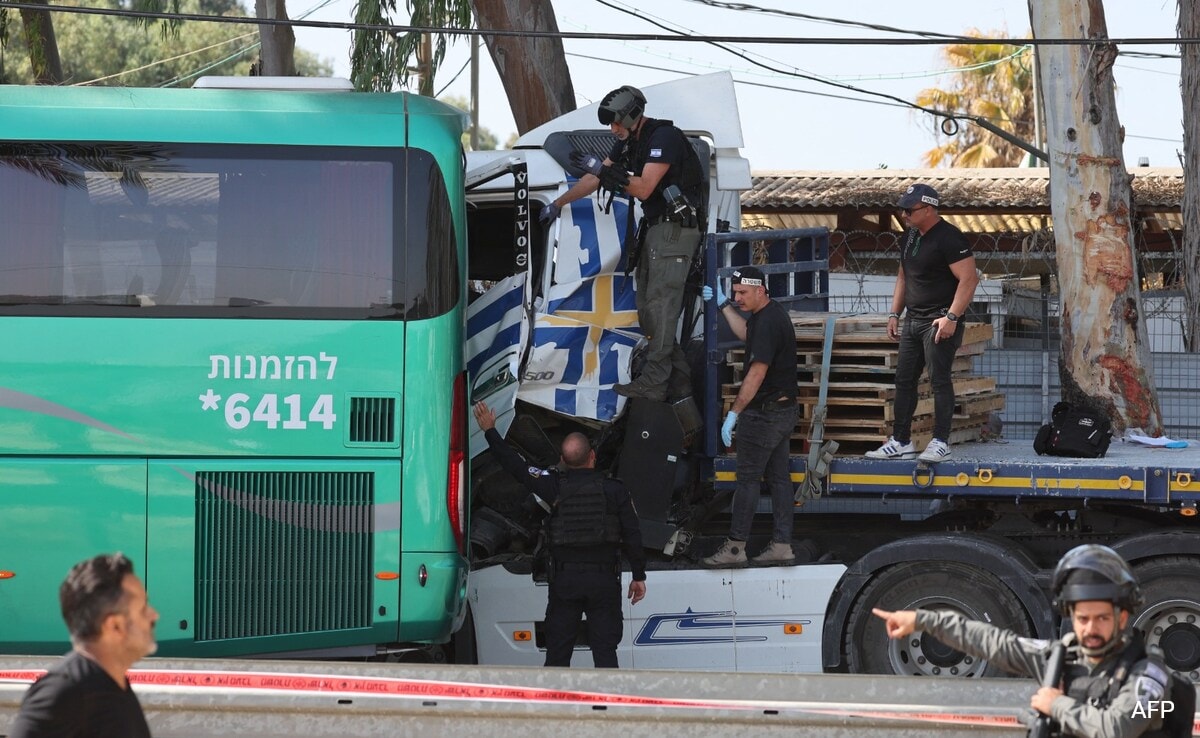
[0,142,456,318]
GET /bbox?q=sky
[286,0,1184,172]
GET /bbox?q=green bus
[0,79,469,658]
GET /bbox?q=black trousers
[893,316,965,441]
[544,566,624,668]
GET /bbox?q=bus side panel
[0,460,147,652]
[0,319,409,459]
[397,315,468,643]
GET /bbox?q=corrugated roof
[743,167,1184,211]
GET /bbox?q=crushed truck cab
[460,72,1200,680]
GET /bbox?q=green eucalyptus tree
[351,0,574,133]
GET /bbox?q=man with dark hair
[873,545,1187,738]
[867,183,979,463]
[700,266,800,567]
[11,553,158,738]
[473,401,647,668]
[541,85,706,403]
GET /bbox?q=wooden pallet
[720,313,1006,456]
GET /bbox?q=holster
[625,218,648,277]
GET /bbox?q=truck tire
[1132,556,1200,680]
[844,560,1033,678]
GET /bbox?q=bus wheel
[845,560,1032,678]
[1132,556,1200,681]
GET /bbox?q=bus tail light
[447,372,467,554]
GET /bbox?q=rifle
[1029,639,1066,738]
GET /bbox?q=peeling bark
[1028,0,1162,433]
[1181,0,1200,350]
[471,0,575,133]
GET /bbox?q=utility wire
[0,2,1194,46]
[587,0,1047,160]
[679,0,981,41]
[565,50,913,111]
[581,0,1031,84]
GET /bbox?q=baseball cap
[897,183,940,209]
[731,266,766,288]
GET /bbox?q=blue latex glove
[539,201,561,225]
[721,410,738,447]
[701,283,727,304]
[570,151,605,178]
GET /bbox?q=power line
[564,51,914,111]
[678,0,982,42]
[582,0,1031,84]
[1,2,1196,46]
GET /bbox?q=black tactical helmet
[1051,544,1142,615]
[598,86,646,128]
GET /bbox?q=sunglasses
[901,204,930,216]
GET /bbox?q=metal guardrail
[0,657,1035,737]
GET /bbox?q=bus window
[0,143,458,319]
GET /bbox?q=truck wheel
[1132,556,1200,681]
[844,561,1032,678]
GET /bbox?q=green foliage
[1,0,331,86]
[351,0,472,93]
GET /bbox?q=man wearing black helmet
[541,85,706,403]
[873,545,1188,738]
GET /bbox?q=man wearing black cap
[700,266,799,567]
[867,183,978,463]
[541,85,706,403]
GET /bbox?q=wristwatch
[887,312,901,320]
[720,299,734,310]
[945,311,959,322]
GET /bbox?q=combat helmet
[598,86,646,128]
[1051,544,1142,616]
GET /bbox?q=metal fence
[821,228,1198,441]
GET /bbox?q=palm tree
[915,29,1035,168]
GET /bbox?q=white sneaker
[919,439,952,463]
[751,541,795,565]
[865,436,917,460]
[702,539,748,567]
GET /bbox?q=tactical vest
[548,470,621,547]
[1059,634,1181,738]
[621,118,706,218]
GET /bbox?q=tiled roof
[743,167,1184,211]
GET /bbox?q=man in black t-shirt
[543,85,706,403]
[11,553,158,738]
[700,266,800,567]
[867,184,979,463]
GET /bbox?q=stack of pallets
[722,314,1005,456]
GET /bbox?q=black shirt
[900,218,973,318]
[745,298,798,408]
[9,650,151,738]
[483,428,647,580]
[607,118,688,221]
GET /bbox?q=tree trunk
[255,0,297,77]
[471,0,574,134]
[1027,0,1162,434]
[1181,1,1200,351]
[19,2,64,84]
